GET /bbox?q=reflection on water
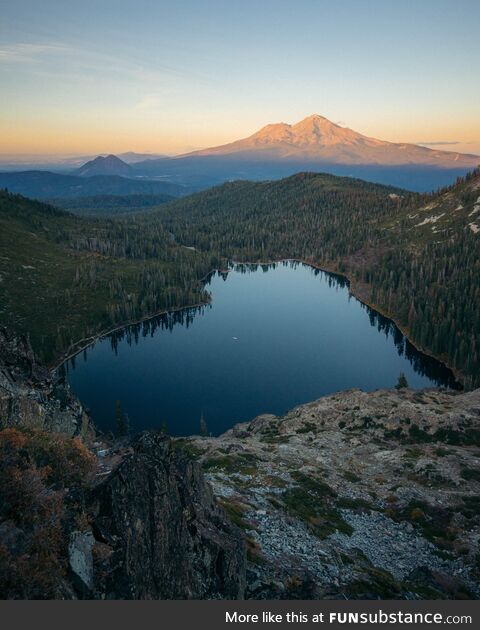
[61,262,459,436]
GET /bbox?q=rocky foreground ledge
[184,387,480,599]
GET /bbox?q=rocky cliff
[86,432,245,599]
[0,327,90,437]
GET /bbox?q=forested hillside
[50,193,175,216]
[0,191,214,363]
[148,170,480,388]
[0,170,189,199]
[1,169,479,388]
[367,170,480,388]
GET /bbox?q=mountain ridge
[0,170,190,199]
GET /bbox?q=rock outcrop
[187,387,480,599]
[0,327,90,437]
[87,432,246,599]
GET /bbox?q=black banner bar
[1,600,478,630]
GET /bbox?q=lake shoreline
[52,258,462,391]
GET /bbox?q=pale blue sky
[1,0,479,155]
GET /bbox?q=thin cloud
[0,39,211,103]
[0,42,69,62]
[417,141,461,146]
[132,95,168,114]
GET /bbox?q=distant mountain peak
[77,154,132,177]
[181,115,479,168]
[295,113,334,126]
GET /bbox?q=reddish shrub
[0,428,95,598]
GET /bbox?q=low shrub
[0,428,95,599]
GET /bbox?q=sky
[1,0,479,157]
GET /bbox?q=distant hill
[132,115,479,192]
[0,170,191,200]
[76,154,133,177]
[75,153,170,177]
[118,152,168,163]
[0,152,170,172]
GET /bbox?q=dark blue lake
[62,262,458,436]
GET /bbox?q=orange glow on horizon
[1,115,479,158]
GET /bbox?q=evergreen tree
[200,412,209,437]
[115,399,129,436]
